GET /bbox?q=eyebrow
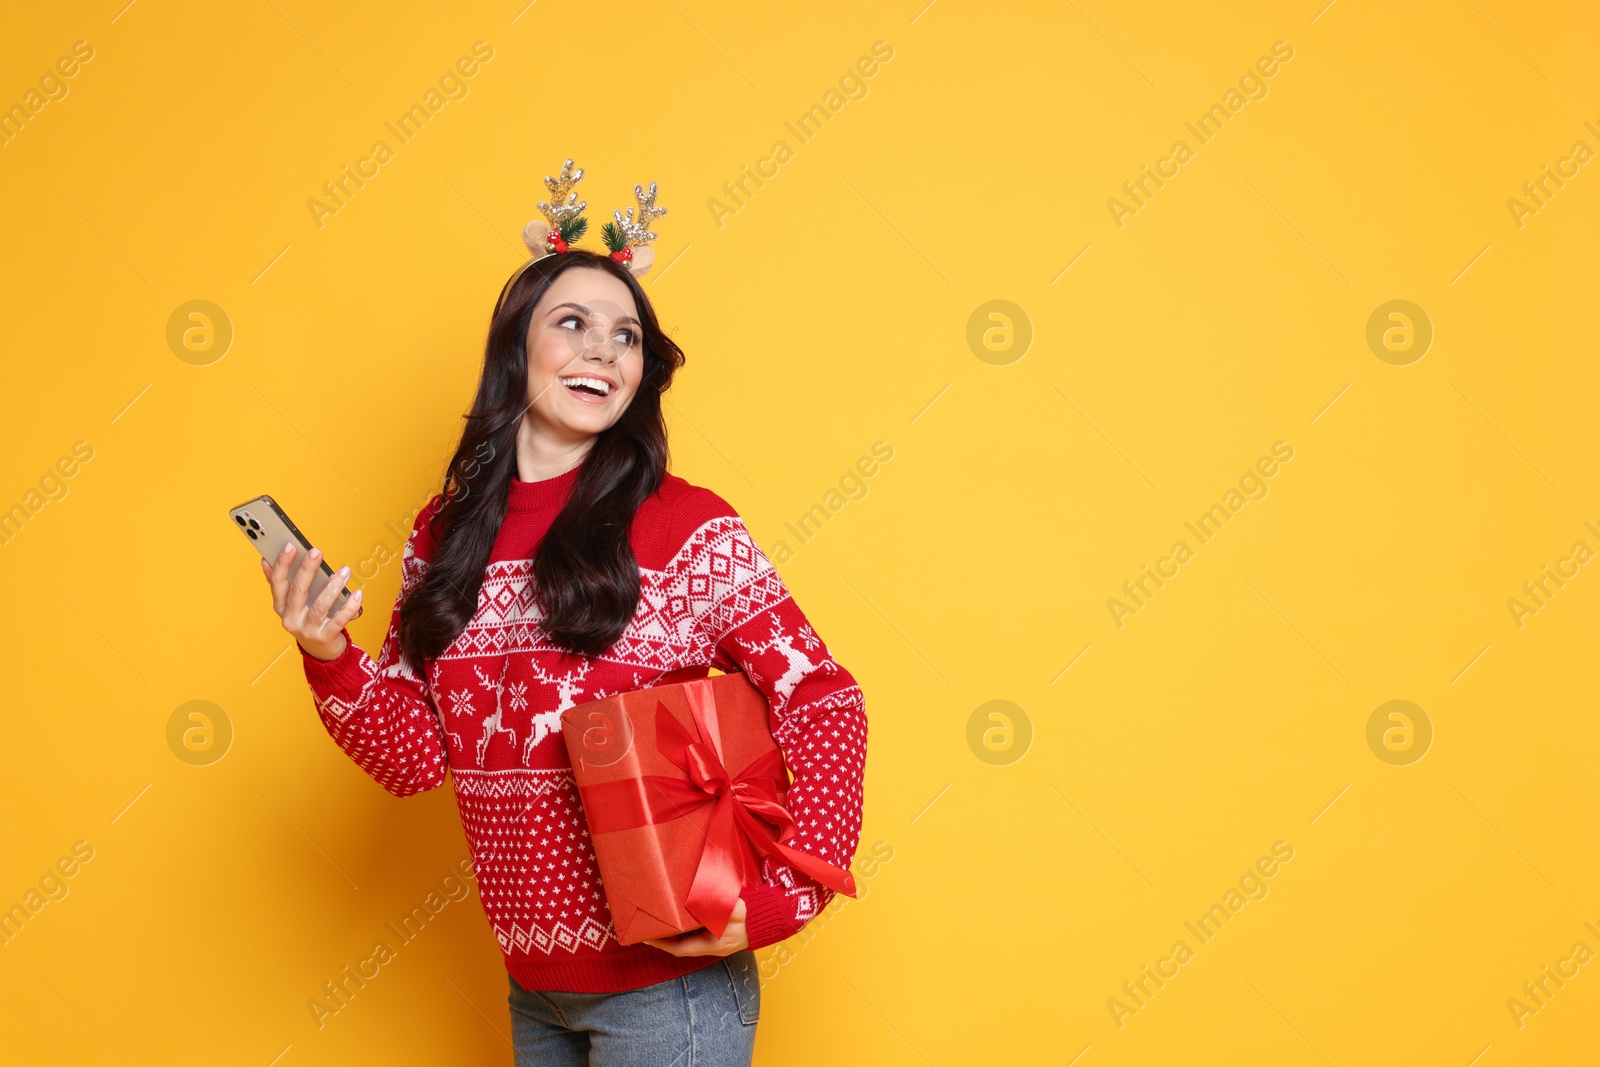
[549,302,642,329]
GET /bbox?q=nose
[582,326,622,364]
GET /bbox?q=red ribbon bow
[577,692,857,938]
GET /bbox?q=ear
[626,245,654,278]
[522,221,553,257]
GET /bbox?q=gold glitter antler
[601,181,667,276]
[537,159,586,229]
[523,159,590,257]
[615,182,667,246]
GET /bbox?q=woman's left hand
[643,898,749,956]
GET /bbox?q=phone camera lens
[246,529,258,540]
[235,515,247,526]
[247,518,261,531]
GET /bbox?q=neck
[516,417,596,482]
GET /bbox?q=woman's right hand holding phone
[261,542,363,663]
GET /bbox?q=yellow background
[2,0,1596,1063]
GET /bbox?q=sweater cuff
[298,627,368,693]
[741,883,805,951]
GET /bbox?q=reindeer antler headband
[518,157,667,278]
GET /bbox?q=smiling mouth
[560,375,613,399]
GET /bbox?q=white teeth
[560,376,611,396]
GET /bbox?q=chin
[566,418,615,438]
[557,408,623,437]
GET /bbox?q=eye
[556,313,583,330]
[615,327,640,347]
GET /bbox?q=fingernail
[336,565,349,578]
[283,543,295,555]
[352,589,363,600]
[309,548,321,560]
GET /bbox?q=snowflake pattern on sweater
[299,468,868,993]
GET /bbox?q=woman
[259,240,868,1066]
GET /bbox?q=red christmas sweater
[297,464,868,993]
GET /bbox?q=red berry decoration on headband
[545,214,587,255]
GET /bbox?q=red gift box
[560,672,858,946]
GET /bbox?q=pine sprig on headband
[599,220,628,254]
[558,215,589,246]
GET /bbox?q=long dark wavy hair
[398,249,685,663]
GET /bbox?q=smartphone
[229,495,362,619]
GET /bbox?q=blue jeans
[508,951,760,1066]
